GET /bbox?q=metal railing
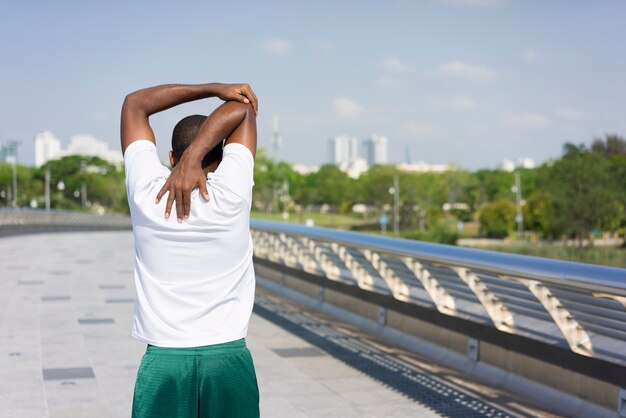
[251,219,626,366]
[0,208,131,235]
[3,210,624,367]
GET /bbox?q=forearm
[183,101,253,162]
[123,83,225,116]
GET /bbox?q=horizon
[18,128,562,171]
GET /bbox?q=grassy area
[471,243,626,269]
[251,211,373,229]
[252,211,626,269]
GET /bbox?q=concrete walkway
[0,231,555,417]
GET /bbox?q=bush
[479,198,516,238]
[402,221,459,245]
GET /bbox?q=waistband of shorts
[145,338,247,356]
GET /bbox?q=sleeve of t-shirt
[213,143,255,203]
[124,140,169,198]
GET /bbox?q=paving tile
[43,367,95,380]
[48,270,71,275]
[339,387,412,407]
[318,376,389,394]
[273,346,326,357]
[105,298,135,303]
[7,265,29,270]
[287,392,354,411]
[262,378,332,396]
[78,318,115,325]
[260,403,308,418]
[99,284,126,289]
[17,280,44,285]
[45,378,112,417]
[41,295,71,301]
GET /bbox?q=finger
[247,87,259,114]
[156,179,170,203]
[165,186,175,219]
[183,188,191,220]
[237,93,250,105]
[199,181,210,202]
[242,86,257,114]
[175,189,184,223]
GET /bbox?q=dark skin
[120,83,258,222]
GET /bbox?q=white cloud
[380,57,412,74]
[518,47,540,63]
[434,0,506,7]
[260,37,293,55]
[401,121,449,138]
[554,107,585,121]
[332,97,363,121]
[435,61,498,82]
[436,96,478,111]
[501,111,550,129]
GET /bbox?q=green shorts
[132,338,260,418]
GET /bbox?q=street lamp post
[388,175,400,235]
[7,140,21,208]
[81,183,87,207]
[512,171,524,240]
[45,168,51,211]
[80,160,87,207]
[413,204,425,231]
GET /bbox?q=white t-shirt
[124,140,255,348]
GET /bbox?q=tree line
[0,155,128,214]
[253,135,625,242]
[1,135,624,244]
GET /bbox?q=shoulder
[210,143,255,203]
[223,142,254,163]
[124,139,170,194]
[124,139,158,163]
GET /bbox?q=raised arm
[156,100,257,221]
[120,83,258,154]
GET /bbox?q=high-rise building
[328,135,358,165]
[33,132,124,167]
[362,133,388,165]
[64,135,123,165]
[34,131,62,167]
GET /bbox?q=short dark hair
[171,115,223,168]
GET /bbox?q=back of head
[171,115,223,169]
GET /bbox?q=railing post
[520,279,593,356]
[453,267,514,332]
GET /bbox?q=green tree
[591,134,626,157]
[479,198,516,238]
[523,191,554,237]
[546,144,623,239]
[307,165,353,211]
[473,169,514,204]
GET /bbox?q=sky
[1,0,625,169]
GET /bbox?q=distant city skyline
[1,1,625,169]
[34,131,123,167]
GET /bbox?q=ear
[169,151,176,167]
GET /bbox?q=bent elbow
[122,92,148,118]
[122,92,139,111]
